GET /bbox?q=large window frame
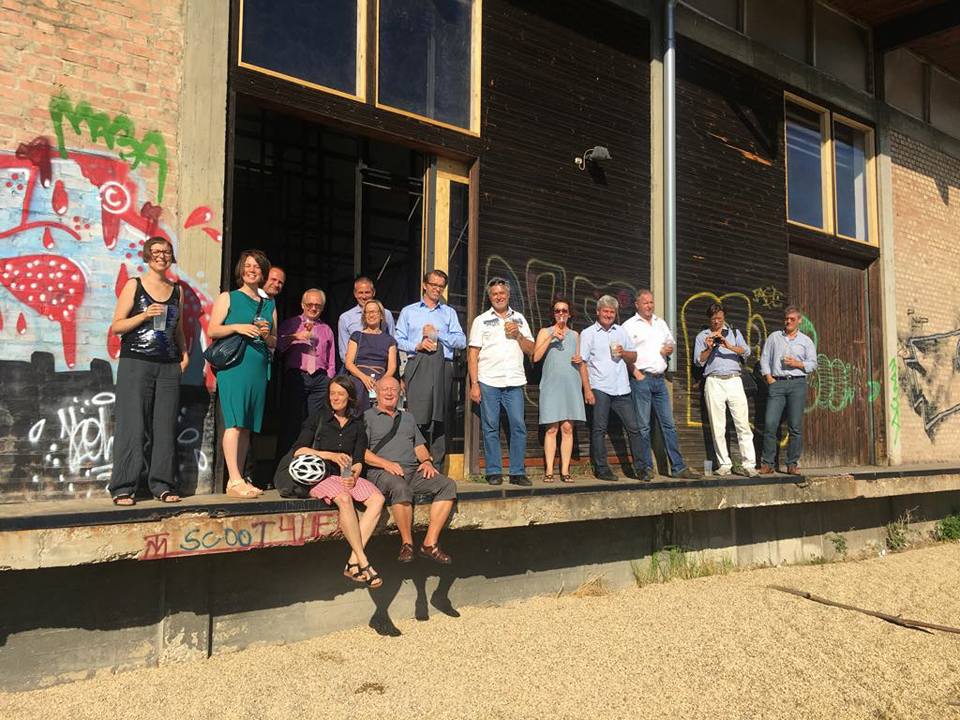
[237,0,368,101]
[374,0,483,135]
[784,92,878,245]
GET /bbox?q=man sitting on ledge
[364,376,457,564]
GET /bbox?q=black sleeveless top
[119,278,181,363]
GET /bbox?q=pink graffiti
[184,205,212,229]
[52,179,68,215]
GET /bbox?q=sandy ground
[2,544,960,720]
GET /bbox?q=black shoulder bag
[373,412,404,455]
[203,296,264,371]
[731,326,758,396]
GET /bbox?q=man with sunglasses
[396,269,467,467]
[758,305,817,475]
[276,288,336,455]
[468,278,535,485]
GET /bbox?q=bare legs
[222,427,260,497]
[423,499,454,547]
[336,492,384,581]
[544,420,574,476]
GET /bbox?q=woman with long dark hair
[108,237,189,505]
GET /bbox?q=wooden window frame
[784,92,834,235]
[374,0,482,136]
[237,0,368,102]
[831,113,878,245]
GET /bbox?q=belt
[707,373,739,380]
[639,371,664,378]
[774,375,805,380]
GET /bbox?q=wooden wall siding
[477,0,651,467]
[788,252,870,468]
[673,40,790,468]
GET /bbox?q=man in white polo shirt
[468,278,535,486]
[623,289,698,481]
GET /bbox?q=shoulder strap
[373,411,404,454]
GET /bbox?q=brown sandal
[561,474,575,483]
[543,474,555,483]
[226,481,259,499]
[343,563,366,583]
[419,544,452,565]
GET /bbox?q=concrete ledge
[1,464,958,571]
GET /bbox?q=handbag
[203,296,264,370]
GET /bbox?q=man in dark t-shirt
[364,376,456,564]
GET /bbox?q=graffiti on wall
[899,326,960,440]
[0,93,220,500]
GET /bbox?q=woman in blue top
[108,237,189,505]
[207,249,277,499]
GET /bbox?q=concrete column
[649,3,665,307]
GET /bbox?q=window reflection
[834,122,869,241]
[786,103,825,229]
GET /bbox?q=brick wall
[890,131,960,462]
[0,0,223,501]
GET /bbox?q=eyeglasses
[426,281,447,290]
[553,308,570,315]
[487,277,508,289]
[149,250,172,258]
[304,303,323,309]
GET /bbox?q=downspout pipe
[664,0,677,370]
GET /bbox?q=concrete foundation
[1,467,958,691]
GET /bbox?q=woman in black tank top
[107,237,189,505]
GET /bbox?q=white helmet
[288,454,328,486]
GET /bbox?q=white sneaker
[744,466,759,477]
[715,466,732,476]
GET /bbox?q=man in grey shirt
[758,305,818,475]
[364,376,457,564]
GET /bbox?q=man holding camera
[694,302,757,477]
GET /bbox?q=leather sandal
[226,481,259,499]
[156,491,181,503]
[543,474,556,483]
[344,563,366,583]
[358,565,383,588]
[112,495,135,506]
[560,474,575,483]
[419,544,452,565]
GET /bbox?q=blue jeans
[630,375,687,473]
[762,377,807,466]
[590,390,644,474]
[479,383,527,476]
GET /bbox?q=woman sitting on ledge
[275,375,385,588]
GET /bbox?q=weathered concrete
[1,468,959,691]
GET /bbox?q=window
[239,0,366,99]
[931,68,960,139]
[784,94,877,244]
[786,101,829,230]
[884,49,924,120]
[377,0,481,133]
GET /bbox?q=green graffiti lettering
[889,356,900,446]
[866,380,881,403]
[48,91,168,202]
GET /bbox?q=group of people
[106,239,818,588]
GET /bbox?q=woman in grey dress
[533,298,586,483]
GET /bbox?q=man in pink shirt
[276,288,336,455]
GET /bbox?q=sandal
[561,474,575,483]
[343,563,366,584]
[358,564,383,589]
[226,481,259,499]
[418,544,452,565]
[156,491,181,503]
[543,474,555,483]
[112,495,135,506]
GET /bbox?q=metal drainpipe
[664,0,677,371]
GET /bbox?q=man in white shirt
[468,278,534,486]
[578,295,647,481]
[622,290,698,481]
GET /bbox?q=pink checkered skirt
[308,475,381,504]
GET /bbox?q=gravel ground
[3,544,960,720]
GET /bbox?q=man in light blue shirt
[578,295,646,481]
[694,302,756,477]
[395,269,466,466]
[337,276,395,364]
[758,305,818,475]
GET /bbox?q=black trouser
[108,357,181,498]
[277,368,329,456]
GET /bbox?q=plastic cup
[152,306,167,331]
[703,460,713,476]
[609,340,622,360]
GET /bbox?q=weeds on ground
[572,574,608,597]
[935,513,960,542]
[826,532,848,559]
[631,546,734,587]
[885,508,917,552]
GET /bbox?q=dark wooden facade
[477,0,651,466]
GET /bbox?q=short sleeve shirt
[363,407,425,472]
[468,307,533,387]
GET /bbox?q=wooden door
[788,253,871,467]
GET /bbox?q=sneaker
[595,470,618,481]
[486,474,503,485]
[715,466,732,476]
[743,466,759,477]
[671,467,700,480]
[638,468,655,482]
[509,474,532,486]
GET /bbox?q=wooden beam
[875,1,960,52]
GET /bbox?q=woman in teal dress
[207,249,277,498]
[533,297,587,483]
